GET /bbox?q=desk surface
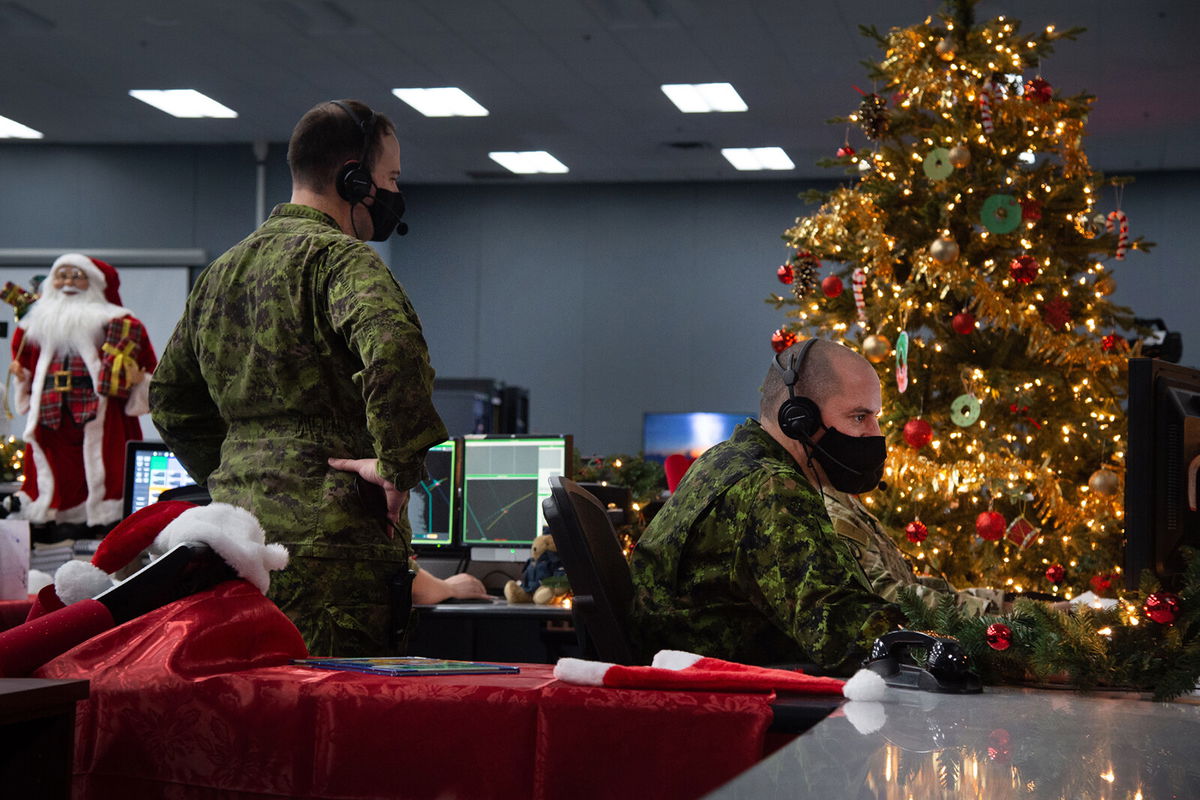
[708,685,1200,799]
[415,599,573,617]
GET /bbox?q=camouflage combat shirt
[150,203,447,653]
[629,419,904,674]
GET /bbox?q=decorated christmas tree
[769,0,1151,602]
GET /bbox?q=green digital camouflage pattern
[149,203,447,656]
[822,489,1000,617]
[629,420,905,674]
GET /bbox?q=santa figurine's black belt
[46,371,93,392]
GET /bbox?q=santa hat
[50,252,122,306]
[53,500,289,607]
[554,650,886,700]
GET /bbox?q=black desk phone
[863,629,982,694]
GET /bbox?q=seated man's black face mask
[809,426,887,494]
[366,186,406,241]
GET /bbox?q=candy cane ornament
[978,79,994,136]
[1106,210,1129,260]
[852,268,868,324]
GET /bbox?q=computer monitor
[460,435,572,560]
[1124,358,1200,589]
[642,412,750,463]
[408,439,458,549]
[122,441,198,517]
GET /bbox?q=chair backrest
[542,475,635,665]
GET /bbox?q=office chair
[542,475,635,665]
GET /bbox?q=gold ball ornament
[863,334,892,363]
[935,37,956,61]
[929,236,960,264]
[947,145,971,168]
[1088,468,1120,496]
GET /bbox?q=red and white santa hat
[554,650,886,700]
[50,252,122,306]
[53,500,289,606]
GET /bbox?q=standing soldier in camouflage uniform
[150,99,485,657]
[630,339,906,674]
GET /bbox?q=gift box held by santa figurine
[8,254,157,528]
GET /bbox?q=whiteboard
[0,265,190,443]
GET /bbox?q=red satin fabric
[0,595,34,631]
[0,597,114,676]
[35,580,772,799]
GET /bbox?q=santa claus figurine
[8,254,156,530]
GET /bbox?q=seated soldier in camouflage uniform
[631,339,910,674]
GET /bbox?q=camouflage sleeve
[323,246,447,490]
[733,472,905,673]
[148,310,227,484]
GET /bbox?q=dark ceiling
[1,0,1195,183]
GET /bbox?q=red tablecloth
[34,581,777,800]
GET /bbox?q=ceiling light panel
[129,90,237,118]
[720,147,794,171]
[661,83,747,113]
[0,114,43,139]
[393,88,489,117]
[488,151,569,174]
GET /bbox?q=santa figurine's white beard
[20,283,130,356]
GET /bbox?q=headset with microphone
[774,339,879,485]
[329,100,408,236]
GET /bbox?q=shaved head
[759,339,873,422]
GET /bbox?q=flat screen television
[642,412,750,463]
[459,435,573,560]
[1124,358,1200,589]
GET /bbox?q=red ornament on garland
[1045,563,1065,584]
[1101,334,1119,352]
[1024,77,1053,103]
[771,329,798,354]
[1009,254,1039,284]
[985,622,1013,650]
[951,311,977,335]
[975,510,1006,541]
[822,275,844,298]
[1041,298,1072,329]
[1089,573,1113,597]
[776,264,795,284]
[905,520,928,543]
[836,144,856,158]
[902,418,933,449]
[1143,592,1181,625]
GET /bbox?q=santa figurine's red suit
[9,253,157,528]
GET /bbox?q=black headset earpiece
[775,338,823,441]
[330,100,377,204]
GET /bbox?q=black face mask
[809,426,887,494]
[366,186,407,241]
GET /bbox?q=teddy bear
[504,533,570,604]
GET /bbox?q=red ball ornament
[1009,254,1039,284]
[1101,334,1119,352]
[821,275,844,298]
[1143,592,1181,625]
[771,328,798,354]
[1041,298,1072,330]
[1089,573,1114,597]
[975,510,1006,541]
[905,520,928,544]
[985,622,1013,650]
[836,144,856,158]
[1045,563,1065,584]
[951,311,977,335]
[902,418,933,449]
[1024,77,1053,103]
[776,264,795,284]
[987,728,1012,762]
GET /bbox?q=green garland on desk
[898,548,1200,701]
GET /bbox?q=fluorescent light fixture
[661,83,747,113]
[721,147,794,171]
[392,87,489,117]
[488,151,569,175]
[0,114,43,139]
[129,89,237,118]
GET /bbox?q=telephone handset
[863,629,982,693]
